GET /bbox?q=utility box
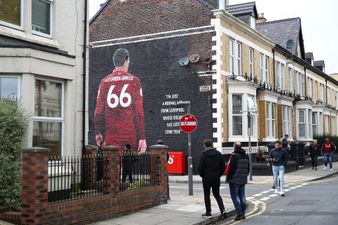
[167,152,186,175]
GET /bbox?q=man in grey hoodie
[198,139,227,219]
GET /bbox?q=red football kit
[94,68,146,151]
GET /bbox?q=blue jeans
[324,152,333,169]
[272,165,285,192]
[229,182,246,216]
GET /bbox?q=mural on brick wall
[89,36,213,171]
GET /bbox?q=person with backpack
[198,139,227,219]
[226,142,249,221]
[322,138,336,171]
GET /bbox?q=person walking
[198,139,227,219]
[322,138,335,171]
[226,142,250,221]
[309,139,321,170]
[281,134,289,151]
[269,141,289,197]
[122,144,134,184]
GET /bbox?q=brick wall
[12,145,168,225]
[90,0,215,42]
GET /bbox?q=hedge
[0,99,28,210]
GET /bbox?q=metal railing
[119,152,160,192]
[48,154,108,203]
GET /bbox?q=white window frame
[282,106,292,137]
[319,112,323,135]
[312,112,318,136]
[288,68,292,92]
[32,78,64,156]
[31,0,53,38]
[249,48,254,80]
[308,110,312,138]
[327,88,331,105]
[260,54,269,85]
[266,102,276,139]
[0,75,21,101]
[297,109,306,138]
[229,39,242,76]
[277,62,285,90]
[320,84,324,101]
[308,78,312,98]
[0,0,24,30]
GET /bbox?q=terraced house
[89,0,338,159]
[0,0,88,156]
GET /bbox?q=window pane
[312,112,317,124]
[233,116,242,135]
[32,0,51,34]
[0,0,21,26]
[271,104,275,119]
[35,80,62,117]
[299,124,305,137]
[0,77,18,100]
[232,95,242,114]
[33,121,61,156]
[299,110,305,122]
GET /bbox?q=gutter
[82,0,88,153]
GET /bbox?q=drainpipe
[272,48,276,89]
[304,67,307,98]
[82,0,88,153]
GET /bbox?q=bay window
[33,79,63,156]
[282,106,292,136]
[0,76,20,101]
[312,112,318,136]
[298,109,306,137]
[32,0,52,36]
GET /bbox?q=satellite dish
[178,57,189,66]
[286,39,294,50]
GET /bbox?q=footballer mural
[94,48,147,153]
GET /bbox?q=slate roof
[225,2,258,18]
[256,18,304,58]
[0,34,73,57]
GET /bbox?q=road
[223,176,338,225]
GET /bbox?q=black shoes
[202,212,212,217]
[220,211,227,220]
[234,215,246,221]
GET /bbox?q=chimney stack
[219,0,229,11]
[256,13,267,24]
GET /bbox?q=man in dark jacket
[122,144,134,183]
[308,139,321,170]
[269,141,289,197]
[198,139,226,219]
[226,142,249,221]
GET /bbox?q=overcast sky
[89,0,338,74]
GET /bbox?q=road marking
[268,194,278,197]
[261,190,271,194]
[253,193,263,197]
[284,189,291,192]
[247,197,254,200]
[259,197,270,201]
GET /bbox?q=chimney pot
[256,13,267,24]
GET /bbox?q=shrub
[0,99,28,210]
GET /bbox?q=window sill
[0,25,58,49]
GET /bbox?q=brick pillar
[150,144,168,203]
[102,146,120,196]
[21,147,50,225]
[83,145,97,190]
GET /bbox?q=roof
[225,2,258,18]
[305,52,313,59]
[256,17,304,57]
[314,60,325,67]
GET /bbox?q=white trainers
[274,189,279,194]
[330,169,333,171]
[324,166,327,170]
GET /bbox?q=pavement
[91,162,338,225]
[1,163,337,225]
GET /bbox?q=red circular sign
[179,114,198,133]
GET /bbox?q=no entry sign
[179,114,198,133]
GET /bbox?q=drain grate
[288,200,320,206]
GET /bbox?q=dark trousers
[311,155,318,168]
[202,178,225,213]
[122,169,133,183]
[229,182,246,216]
